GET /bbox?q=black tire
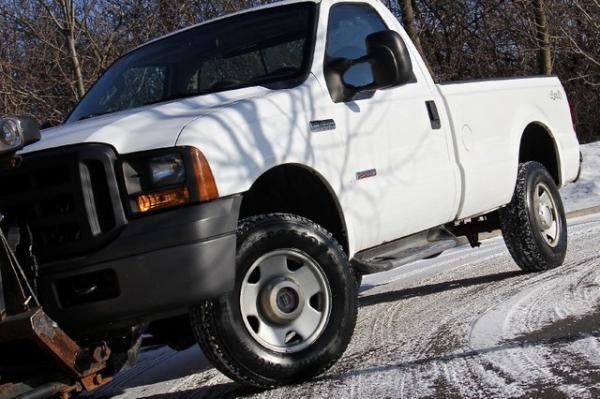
[190,213,358,388]
[499,161,567,272]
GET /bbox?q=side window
[325,4,387,87]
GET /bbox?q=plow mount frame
[1,227,113,399]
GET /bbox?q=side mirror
[325,30,414,103]
[0,116,41,156]
[366,30,413,89]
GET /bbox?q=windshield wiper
[77,110,114,121]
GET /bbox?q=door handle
[425,101,442,130]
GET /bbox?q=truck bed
[437,76,581,220]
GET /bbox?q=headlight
[0,118,24,148]
[120,147,218,215]
[149,154,185,186]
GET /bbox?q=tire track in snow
[466,221,600,397]
[96,214,600,398]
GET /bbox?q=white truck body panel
[22,86,273,155]
[23,0,580,258]
[438,78,580,220]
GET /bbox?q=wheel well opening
[239,165,349,254]
[519,124,560,184]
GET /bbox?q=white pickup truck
[1,0,581,389]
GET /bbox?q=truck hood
[21,86,271,155]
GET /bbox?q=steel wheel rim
[239,249,332,353]
[534,182,560,247]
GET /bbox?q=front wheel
[499,161,567,272]
[190,213,358,388]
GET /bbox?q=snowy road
[93,212,600,399]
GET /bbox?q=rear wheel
[499,161,567,272]
[190,213,357,388]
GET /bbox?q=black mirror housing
[366,30,413,90]
[0,116,41,156]
[18,117,41,146]
[325,30,414,103]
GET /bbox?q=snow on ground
[561,141,600,212]
[92,213,600,399]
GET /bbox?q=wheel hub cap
[277,287,299,313]
[239,249,332,353]
[534,183,560,247]
[538,204,553,230]
[259,278,304,324]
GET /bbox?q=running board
[352,227,459,275]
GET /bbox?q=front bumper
[37,195,241,331]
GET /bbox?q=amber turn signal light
[137,187,190,213]
[190,147,219,201]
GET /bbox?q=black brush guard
[0,147,116,399]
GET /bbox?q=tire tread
[499,161,567,272]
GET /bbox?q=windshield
[67,3,316,123]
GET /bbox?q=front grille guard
[0,144,126,398]
[0,144,127,264]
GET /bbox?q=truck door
[314,2,459,250]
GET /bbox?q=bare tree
[533,0,552,75]
[557,0,600,85]
[401,0,425,57]
[39,0,86,98]
[0,0,598,141]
